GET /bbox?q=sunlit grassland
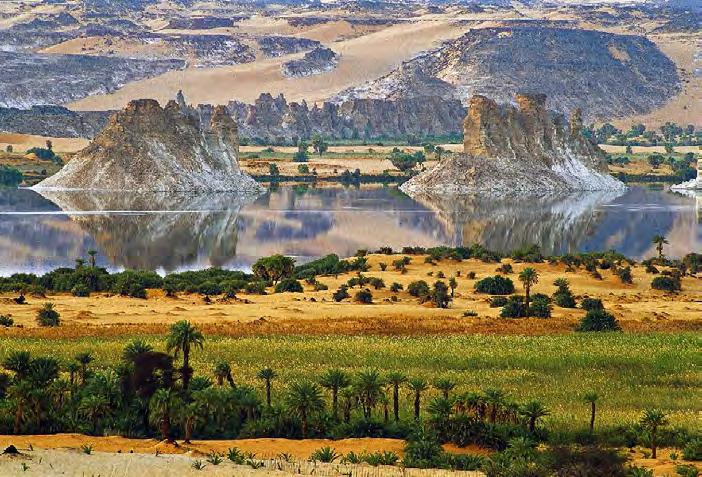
[1,332,699,432]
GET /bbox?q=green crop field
[2,332,699,433]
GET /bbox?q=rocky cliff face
[0,106,111,138]
[33,95,263,193]
[401,94,625,195]
[228,93,465,141]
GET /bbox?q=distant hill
[337,26,681,122]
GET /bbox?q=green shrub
[36,303,60,326]
[490,296,508,308]
[198,281,223,296]
[354,288,373,304]
[676,465,700,477]
[274,278,303,293]
[0,165,23,186]
[529,298,552,318]
[617,266,633,284]
[683,438,702,461]
[577,309,621,332]
[390,282,403,293]
[0,315,13,327]
[651,276,681,293]
[71,284,90,297]
[500,296,527,318]
[580,297,604,311]
[313,282,328,291]
[309,446,340,463]
[245,281,268,294]
[407,280,430,298]
[474,276,515,295]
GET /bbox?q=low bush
[274,278,303,293]
[489,296,508,308]
[245,281,268,294]
[683,438,702,461]
[500,296,527,318]
[332,285,350,302]
[36,303,60,327]
[354,288,373,304]
[580,297,604,311]
[0,315,13,327]
[71,284,90,297]
[651,276,681,293]
[407,280,430,298]
[474,276,515,295]
[576,309,621,332]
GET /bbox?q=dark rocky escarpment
[0,52,184,109]
[228,93,465,141]
[401,94,625,195]
[282,47,339,78]
[0,106,111,139]
[33,95,263,193]
[257,36,321,57]
[340,26,681,121]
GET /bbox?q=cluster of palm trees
[0,320,673,462]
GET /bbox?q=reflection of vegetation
[0,165,22,186]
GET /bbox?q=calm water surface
[0,185,699,275]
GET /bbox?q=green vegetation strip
[2,332,699,431]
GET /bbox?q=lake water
[0,185,700,275]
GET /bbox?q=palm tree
[178,400,204,444]
[407,378,428,420]
[74,352,93,385]
[319,368,351,421]
[518,267,539,316]
[385,372,406,422]
[483,388,506,423]
[521,401,549,433]
[339,387,355,424]
[149,388,179,442]
[122,339,153,363]
[639,409,668,459]
[354,369,384,419]
[8,380,33,433]
[433,378,456,400]
[3,350,32,381]
[379,392,390,424]
[66,362,80,387]
[583,392,599,434]
[213,361,235,388]
[79,394,110,434]
[256,367,277,407]
[448,277,458,298]
[652,235,668,260]
[87,250,98,267]
[166,321,204,391]
[428,396,453,422]
[284,381,324,438]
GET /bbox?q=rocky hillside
[0,52,184,109]
[0,106,110,138]
[33,94,263,193]
[401,94,625,195]
[339,26,681,122]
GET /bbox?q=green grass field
[2,332,699,433]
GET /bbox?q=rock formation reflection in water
[410,189,626,254]
[34,190,256,271]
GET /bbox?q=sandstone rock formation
[33,95,264,193]
[401,94,626,195]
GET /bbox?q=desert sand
[1,254,700,337]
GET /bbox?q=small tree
[583,392,599,434]
[257,367,277,407]
[639,409,668,459]
[518,268,539,316]
[36,303,60,327]
[311,134,328,156]
[576,309,621,332]
[354,288,373,304]
[448,277,458,297]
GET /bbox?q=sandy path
[68,19,467,111]
[0,133,88,153]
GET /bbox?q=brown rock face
[33,95,263,193]
[402,93,625,195]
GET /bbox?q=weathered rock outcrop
[33,95,263,193]
[0,105,111,138]
[228,93,465,141]
[401,94,625,195]
[282,47,339,78]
